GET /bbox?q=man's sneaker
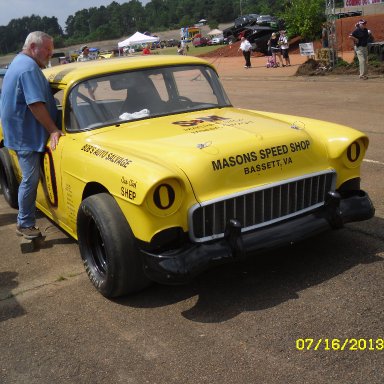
[16,225,42,239]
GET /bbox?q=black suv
[234,14,259,27]
[243,26,278,54]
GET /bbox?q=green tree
[212,0,236,22]
[0,0,330,54]
[65,15,75,36]
[120,0,146,35]
[71,9,91,38]
[144,0,170,30]
[0,15,63,54]
[283,0,324,41]
[88,7,109,34]
[106,2,125,37]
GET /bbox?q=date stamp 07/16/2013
[296,338,384,351]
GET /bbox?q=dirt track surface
[1,58,384,383]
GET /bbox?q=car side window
[68,79,126,131]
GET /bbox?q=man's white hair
[23,31,52,49]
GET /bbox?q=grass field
[0,43,223,67]
[156,44,223,56]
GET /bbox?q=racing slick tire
[77,193,151,298]
[0,147,19,209]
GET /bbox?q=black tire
[77,193,150,298]
[0,147,19,209]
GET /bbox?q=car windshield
[67,64,231,131]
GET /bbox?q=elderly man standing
[0,31,63,239]
[349,19,370,80]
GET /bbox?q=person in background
[180,38,187,55]
[0,31,63,239]
[349,19,370,80]
[76,45,98,97]
[238,36,252,69]
[268,32,283,68]
[322,23,329,48]
[77,45,93,61]
[142,44,151,55]
[177,42,184,55]
[278,30,291,67]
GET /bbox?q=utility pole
[325,0,337,67]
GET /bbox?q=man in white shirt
[238,37,252,68]
[77,45,93,62]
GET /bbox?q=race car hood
[87,108,341,201]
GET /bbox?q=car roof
[0,68,7,75]
[43,55,214,86]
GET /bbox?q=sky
[0,0,149,30]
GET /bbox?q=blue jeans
[15,151,41,228]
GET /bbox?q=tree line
[0,0,341,55]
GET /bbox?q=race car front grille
[189,170,336,242]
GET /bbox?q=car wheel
[77,193,151,298]
[0,147,19,209]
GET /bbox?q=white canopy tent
[118,31,159,48]
[207,29,223,36]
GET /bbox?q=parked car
[0,55,375,298]
[234,14,259,28]
[192,36,210,47]
[224,14,259,43]
[335,11,362,18]
[256,15,278,25]
[98,50,115,59]
[243,25,278,54]
[210,36,224,45]
[165,39,180,47]
[223,13,283,45]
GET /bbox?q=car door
[35,88,70,228]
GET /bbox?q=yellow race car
[0,55,375,298]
